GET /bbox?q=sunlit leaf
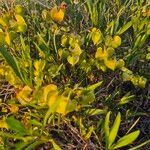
[113,130,140,149]
[104,111,111,147]
[119,93,135,105]
[86,108,107,116]
[30,119,42,126]
[108,112,121,148]
[85,126,94,140]
[86,81,103,91]
[50,139,61,150]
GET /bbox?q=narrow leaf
[108,112,121,148]
[50,139,61,150]
[86,108,107,116]
[119,93,135,105]
[104,111,111,147]
[86,81,103,91]
[117,21,132,35]
[113,130,140,149]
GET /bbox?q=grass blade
[117,21,132,35]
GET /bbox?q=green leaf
[30,119,42,126]
[86,81,103,91]
[146,53,150,60]
[85,126,94,140]
[117,21,132,35]
[104,111,111,147]
[0,145,5,150]
[6,116,27,135]
[80,91,95,105]
[25,141,44,150]
[66,100,77,114]
[0,46,24,82]
[118,93,135,105]
[50,139,61,150]
[86,108,107,116]
[108,112,121,148]
[113,130,140,149]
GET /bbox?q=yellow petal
[5,32,11,45]
[104,59,116,71]
[95,47,107,60]
[50,7,65,22]
[16,86,33,105]
[0,119,8,129]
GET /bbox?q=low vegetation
[0,0,150,149]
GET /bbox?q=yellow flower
[9,104,19,113]
[50,2,67,22]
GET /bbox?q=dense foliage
[0,0,150,149]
